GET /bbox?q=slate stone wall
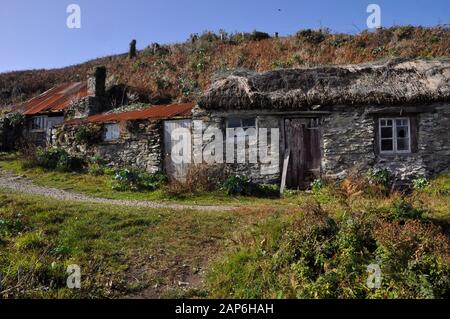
[55,120,163,173]
[194,103,450,186]
[192,108,281,184]
[321,103,450,184]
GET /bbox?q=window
[226,117,256,129]
[30,116,48,131]
[104,123,120,141]
[379,118,411,154]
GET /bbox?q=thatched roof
[199,58,450,110]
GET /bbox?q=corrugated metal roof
[14,82,88,115]
[65,102,194,125]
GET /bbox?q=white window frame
[379,117,411,154]
[104,123,120,141]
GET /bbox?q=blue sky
[0,0,448,72]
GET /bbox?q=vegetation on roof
[0,26,449,109]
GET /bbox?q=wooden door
[284,118,321,189]
[164,119,192,181]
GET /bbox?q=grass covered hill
[1,26,449,109]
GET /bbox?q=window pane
[397,138,409,151]
[381,127,393,138]
[242,118,256,128]
[381,139,393,152]
[227,118,241,128]
[396,126,409,139]
[105,124,120,141]
[386,120,393,126]
[380,120,386,126]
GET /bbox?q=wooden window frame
[378,117,411,154]
[30,116,48,132]
[226,117,257,130]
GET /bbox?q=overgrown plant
[74,124,103,145]
[111,168,167,192]
[413,177,430,191]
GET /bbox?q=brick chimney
[87,66,106,98]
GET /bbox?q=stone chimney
[87,66,106,98]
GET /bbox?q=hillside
[1,26,449,109]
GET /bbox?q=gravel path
[0,170,235,211]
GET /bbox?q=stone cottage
[56,103,194,178]
[12,67,107,146]
[194,58,450,188]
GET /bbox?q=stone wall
[321,106,376,179]
[194,103,450,186]
[322,103,450,183]
[192,108,281,184]
[55,120,163,173]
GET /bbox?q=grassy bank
[206,174,450,299]
[0,189,280,298]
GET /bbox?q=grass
[206,174,450,299]
[0,188,281,299]
[0,154,295,206]
[1,26,449,109]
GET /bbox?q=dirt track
[0,169,235,211]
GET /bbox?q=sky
[0,0,448,72]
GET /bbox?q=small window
[104,123,120,141]
[30,116,47,131]
[379,118,411,154]
[227,117,256,129]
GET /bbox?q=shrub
[222,175,255,196]
[311,179,324,193]
[250,31,271,41]
[386,198,425,221]
[208,208,449,299]
[87,163,105,176]
[166,164,226,196]
[413,177,430,191]
[33,147,85,172]
[295,29,327,44]
[111,168,167,192]
[74,124,102,145]
[368,168,390,188]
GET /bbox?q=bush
[311,179,324,193]
[386,198,425,221]
[74,125,103,145]
[111,168,167,192]
[208,208,449,299]
[222,175,255,196]
[33,147,85,172]
[413,177,430,191]
[368,168,390,188]
[250,31,271,41]
[295,29,327,44]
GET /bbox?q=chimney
[87,66,106,98]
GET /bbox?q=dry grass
[1,26,449,108]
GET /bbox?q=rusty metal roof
[14,82,88,115]
[65,102,194,125]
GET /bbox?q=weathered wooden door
[284,118,321,189]
[164,119,192,181]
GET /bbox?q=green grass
[0,155,297,206]
[0,188,283,299]
[206,174,450,299]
